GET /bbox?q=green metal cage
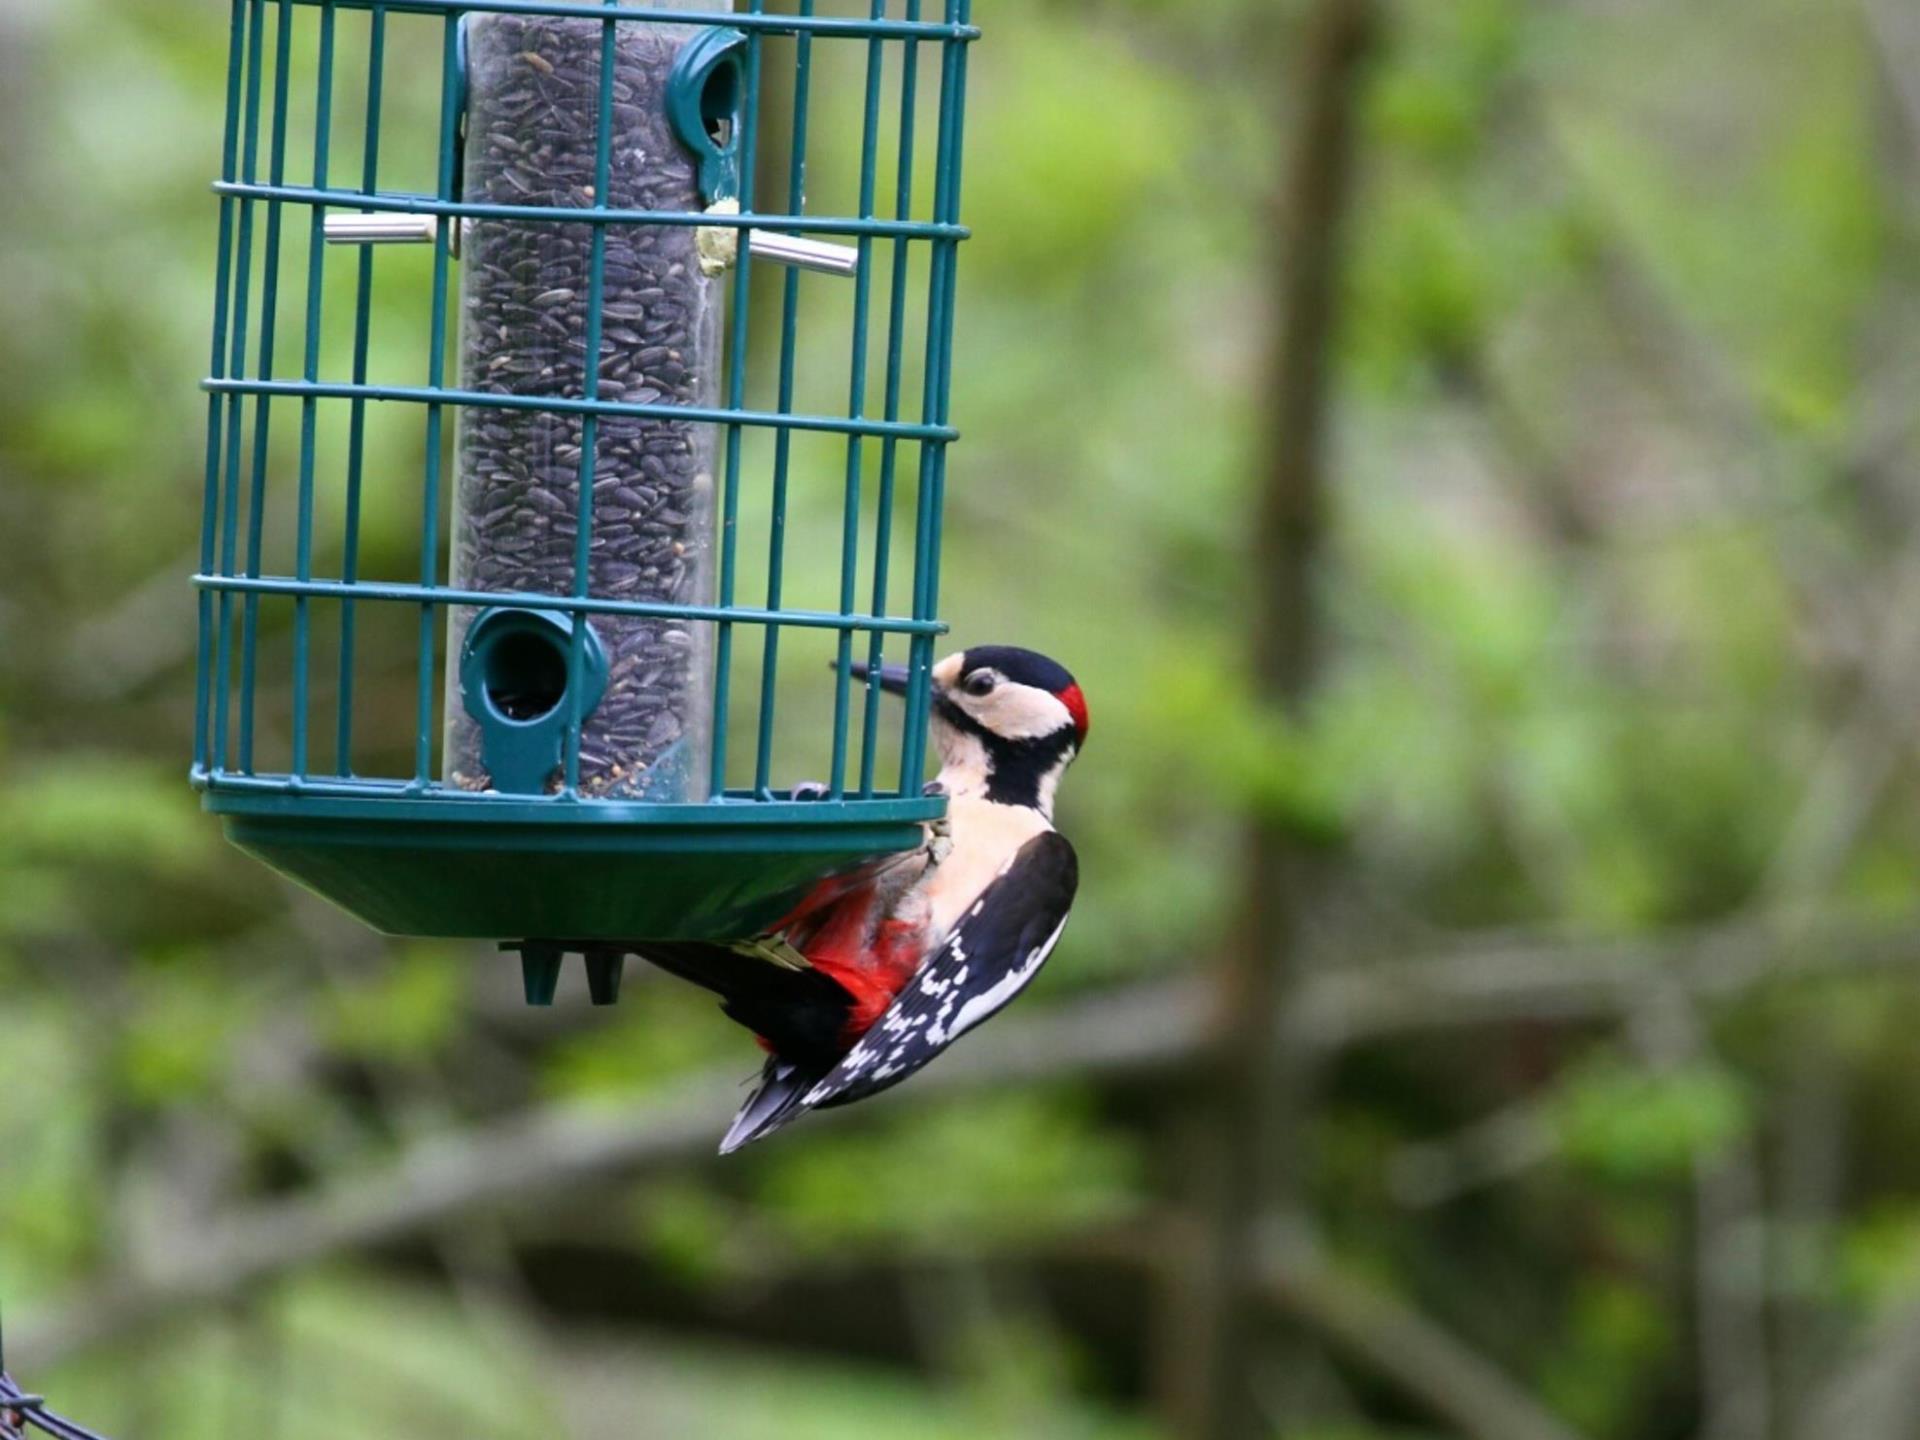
[192,0,975,983]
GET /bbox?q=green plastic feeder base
[206,789,941,942]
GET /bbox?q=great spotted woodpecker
[635,645,1088,1152]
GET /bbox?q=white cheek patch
[933,723,991,785]
[972,685,1074,741]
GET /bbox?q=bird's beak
[848,660,914,696]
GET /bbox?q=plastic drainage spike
[583,949,626,1006]
[513,942,565,1006]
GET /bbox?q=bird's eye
[962,671,997,698]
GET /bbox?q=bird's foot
[789,780,831,802]
[923,783,954,866]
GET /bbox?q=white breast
[921,795,1052,945]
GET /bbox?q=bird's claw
[789,780,831,802]
[924,785,954,867]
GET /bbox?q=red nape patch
[1056,683,1091,744]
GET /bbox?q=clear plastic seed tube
[446,4,725,800]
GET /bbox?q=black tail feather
[631,942,853,1070]
[719,1058,825,1154]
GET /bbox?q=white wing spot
[941,917,1070,1043]
[806,854,1073,1105]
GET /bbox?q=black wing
[631,940,854,1070]
[801,830,1079,1111]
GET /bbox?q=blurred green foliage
[3,0,1920,1435]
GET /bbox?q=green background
[5,0,1920,1436]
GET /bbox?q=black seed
[448,15,720,801]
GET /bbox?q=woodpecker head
[855,646,1089,817]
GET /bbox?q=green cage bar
[191,0,975,967]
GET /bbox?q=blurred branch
[1797,1292,1920,1440]
[60,553,200,701]
[1258,1234,1588,1440]
[1298,912,1920,1044]
[1759,544,1920,903]
[1629,994,1771,1440]
[7,980,1206,1372]
[851,1220,1598,1440]
[1775,1040,1849,1423]
[1169,0,1379,1431]
[1388,1095,1559,1208]
[1378,912,1920,1205]
[14,911,1919,1373]
[1861,0,1920,158]
[1537,83,1902,660]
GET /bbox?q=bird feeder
[192,0,976,1001]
